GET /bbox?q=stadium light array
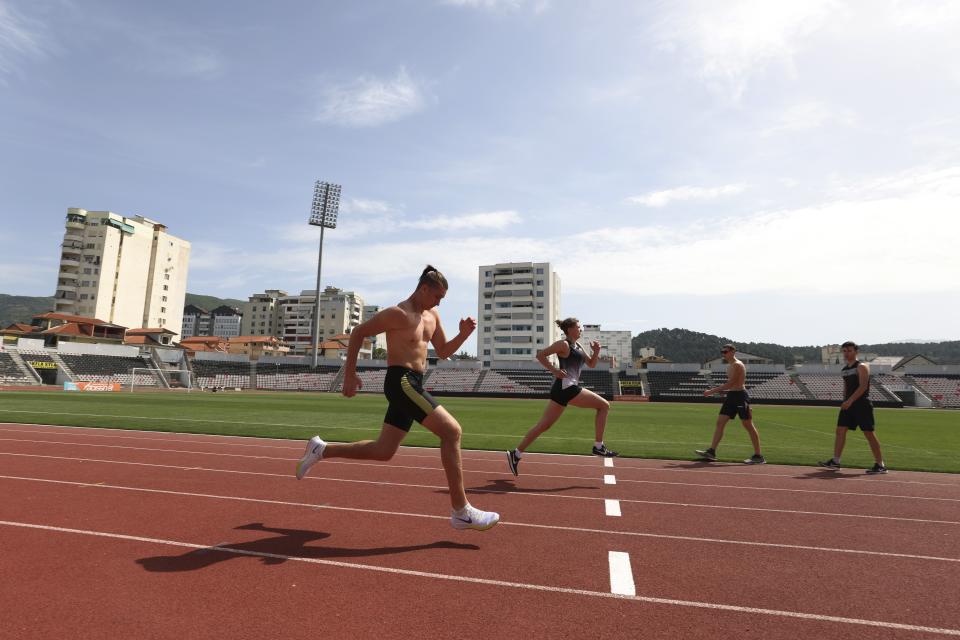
[308,180,343,368]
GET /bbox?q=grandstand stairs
[146,349,171,389]
[903,375,941,408]
[473,369,489,393]
[8,350,42,384]
[330,366,346,394]
[789,374,816,400]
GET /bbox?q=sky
[1,0,959,353]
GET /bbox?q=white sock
[833,457,841,464]
[595,441,603,449]
[514,448,523,459]
[453,504,470,516]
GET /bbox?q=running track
[1,422,959,639]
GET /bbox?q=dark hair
[722,344,736,352]
[841,341,858,351]
[417,265,448,290]
[555,317,579,334]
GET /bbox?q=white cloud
[0,1,46,76]
[762,101,858,135]
[315,68,428,128]
[403,210,521,231]
[652,0,838,99]
[627,184,746,207]
[339,198,396,216]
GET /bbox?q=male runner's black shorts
[550,378,582,406]
[382,366,439,432]
[838,402,875,431]
[719,390,752,420]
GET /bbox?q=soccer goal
[130,368,195,392]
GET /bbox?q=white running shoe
[295,436,326,480]
[450,504,500,531]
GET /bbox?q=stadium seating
[0,352,36,385]
[355,367,387,394]
[422,368,482,393]
[646,371,708,399]
[743,374,806,400]
[476,369,538,394]
[191,360,252,389]
[579,369,617,396]
[910,375,960,408]
[58,353,161,387]
[255,364,340,391]
[796,373,889,403]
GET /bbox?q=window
[484,327,490,332]
[160,307,166,313]
[483,349,491,356]
[164,274,170,280]
[83,268,92,275]
[484,304,491,310]
[536,314,544,320]
[485,282,492,288]
[163,285,169,291]
[536,291,544,297]
[94,268,99,275]
[485,271,491,277]
[81,281,90,287]
[85,243,95,249]
[80,294,88,300]
[536,280,543,286]
[536,268,544,274]
[536,326,544,332]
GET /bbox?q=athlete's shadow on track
[136,522,478,572]
[460,478,598,495]
[792,470,864,481]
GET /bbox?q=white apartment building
[211,306,242,338]
[183,304,242,339]
[241,289,286,337]
[580,324,632,369]
[477,262,561,368]
[362,304,384,353]
[54,208,190,334]
[241,287,365,355]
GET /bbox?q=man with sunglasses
[695,344,765,464]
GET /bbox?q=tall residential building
[182,304,242,339]
[580,324,632,369]
[362,304,384,353]
[241,287,365,355]
[477,262,561,368]
[54,208,190,333]
[240,289,287,337]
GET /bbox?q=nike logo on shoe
[454,516,473,524]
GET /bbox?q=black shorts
[550,378,582,406]
[838,402,875,431]
[382,366,439,432]
[720,390,752,420]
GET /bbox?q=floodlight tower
[308,180,342,368]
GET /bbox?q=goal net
[130,368,195,392]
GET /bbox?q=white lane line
[3,474,959,564]
[608,551,636,596]
[2,451,959,527]
[3,424,957,489]
[604,474,616,485]
[604,458,614,468]
[605,500,622,517]
[8,433,954,503]
[3,520,958,637]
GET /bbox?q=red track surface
[1,422,959,639]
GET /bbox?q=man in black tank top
[818,342,887,474]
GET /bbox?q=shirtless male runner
[695,344,765,464]
[295,266,500,531]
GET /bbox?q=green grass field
[1,391,957,473]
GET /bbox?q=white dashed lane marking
[608,551,636,596]
[605,500,622,517]
[604,474,616,485]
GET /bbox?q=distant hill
[0,294,55,328]
[183,293,244,312]
[633,328,960,365]
[0,292,243,327]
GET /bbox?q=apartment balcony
[58,270,79,280]
[55,290,77,300]
[66,220,85,231]
[60,257,81,268]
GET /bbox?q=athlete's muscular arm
[705,362,745,396]
[537,339,571,379]
[841,362,871,410]
[431,312,476,360]
[342,307,406,397]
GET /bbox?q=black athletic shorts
[720,390,752,420]
[838,402,875,431]
[382,366,439,432]
[550,378,582,406]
